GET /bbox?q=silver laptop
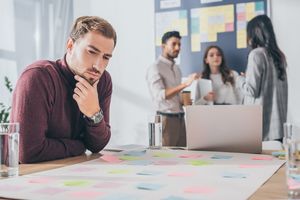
[185,105,262,153]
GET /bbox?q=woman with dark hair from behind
[237,15,288,142]
[194,45,242,105]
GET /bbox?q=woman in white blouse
[194,45,243,105]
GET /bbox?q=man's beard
[167,52,179,60]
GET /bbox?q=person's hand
[196,73,202,79]
[204,92,214,102]
[73,75,100,117]
[184,73,198,87]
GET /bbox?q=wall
[73,0,300,146]
[271,0,300,123]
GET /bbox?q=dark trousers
[161,115,186,147]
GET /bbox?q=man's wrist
[86,109,104,124]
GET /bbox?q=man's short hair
[161,31,181,44]
[69,16,117,47]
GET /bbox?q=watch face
[91,110,104,124]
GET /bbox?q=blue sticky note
[137,170,162,176]
[271,151,285,157]
[162,196,188,200]
[222,172,247,179]
[211,155,233,159]
[255,1,264,11]
[290,174,300,181]
[136,183,163,191]
[179,10,187,19]
[191,18,200,34]
[123,150,147,157]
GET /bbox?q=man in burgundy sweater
[10,16,117,163]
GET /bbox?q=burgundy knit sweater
[11,56,112,163]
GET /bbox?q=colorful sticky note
[179,154,202,158]
[162,196,188,200]
[63,180,91,187]
[127,160,152,166]
[153,152,175,158]
[123,150,147,156]
[108,169,131,174]
[189,160,211,166]
[222,172,247,179]
[136,183,163,191]
[137,170,162,176]
[288,178,300,190]
[184,186,215,194]
[211,155,233,160]
[252,155,273,160]
[28,177,55,184]
[271,151,285,157]
[100,154,122,163]
[119,155,140,161]
[290,174,300,181]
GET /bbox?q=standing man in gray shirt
[146,31,198,147]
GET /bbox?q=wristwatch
[88,110,104,124]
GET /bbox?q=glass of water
[284,122,300,198]
[148,114,162,149]
[0,123,19,178]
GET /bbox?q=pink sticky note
[100,154,122,163]
[184,186,215,194]
[28,177,55,184]
[168,172,194,177]
[252,155,273,160]
[68,191,103,198]
[179,154,202,159]
[288,179,300,190]
[237,12,246,21]
[225,23,234,31]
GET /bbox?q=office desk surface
[15,151,288,199]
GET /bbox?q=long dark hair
[247,15,287,81]
[202,45,234,86]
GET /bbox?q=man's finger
[93,79,100,88]
[74,75,91,89]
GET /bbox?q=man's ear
[66,38,74,53]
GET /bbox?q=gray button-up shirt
[146,55,183,113]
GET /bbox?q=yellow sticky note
[237,30,247,49]
[191,34,201,52]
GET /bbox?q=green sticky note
[189,160,211,166]
[153,152,174,158]
[63,180,90,187]
[119,155,140,161]
[108,169,131,174]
